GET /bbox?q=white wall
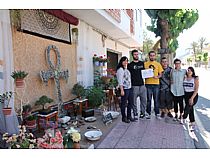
[133,9,143,46]
[76,21,131,87]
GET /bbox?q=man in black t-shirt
[128,50,148,120]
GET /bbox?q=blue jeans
[145,84,160,115]
[120,88,132,119]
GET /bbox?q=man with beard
[159,57,173,118]
[128,50,148,120]
[144,51,163,119]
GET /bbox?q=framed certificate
[141,69,154,78]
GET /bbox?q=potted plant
[87,86,105,108]
[21,104,34,126]
[72,83,85,99]
[11,70,28,88]
[2,125,37,149]
[37,130,64,149]
[22,104,32,116]
[25,114,36,127]
[0,91,13,115]
[35,95,54,115]
[63,127,81,149]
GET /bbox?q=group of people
[116,50,199,130]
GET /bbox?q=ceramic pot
[73,142,80,149]
[15,79,24,88]
[2,107,12,115]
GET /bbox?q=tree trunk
[158,18,169,56]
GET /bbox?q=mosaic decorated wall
[12,29,77,111]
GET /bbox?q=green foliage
[22,104,32,113]
[0,91,13,108]
[145,9,199,52]
[195,55,202,62]
[203,52,208,62]
[35,95,53,110]
[2,125,37,149]
[11,70,28,80]
[10,10,21,30]
[86,86,105,108]
[26,115,36,121]
[63,134,73,148]
[187,58,192,62]
[72,83,85,97]
[108,77,118,88]
[143,31,154,53]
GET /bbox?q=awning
[43,9,79,26]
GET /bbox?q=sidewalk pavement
[96,114,195,149]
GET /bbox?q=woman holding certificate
[116,56,134,123]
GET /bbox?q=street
[191,67,210,148]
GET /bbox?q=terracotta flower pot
[26,120,36,126]
[15,79,24,88]
[73,142,80,149]
[2,107,12,115]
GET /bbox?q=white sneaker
[155,114,161,120]
[189,124,195,131]
[180,118,184,125]
[145,113,151,119]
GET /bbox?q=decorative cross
[40,45,69,116]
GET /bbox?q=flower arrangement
[37,130,63,149]
[63,127,81,148]
[93,54,109,63]
[0,91,13,108]
[106,68,116,76]
[2,125,37,149]
[71,132,81,143]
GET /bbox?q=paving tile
[97,116,195,149]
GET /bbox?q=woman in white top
[116,56,134,123]
[182,67,199,130]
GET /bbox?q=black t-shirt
[128,61,145,86]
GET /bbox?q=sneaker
[160,112,165,118]
[173,114,178,121]
[189,124,195,131]
[145,113,151,119]
[167,112,173,118]
[134,116,138,121]
[155,114,161,120]
[128,117,137,122]
[180,119,184,124]
[183,119,187,124]
[139,113,145,119]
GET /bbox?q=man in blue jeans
[144,51,163,119]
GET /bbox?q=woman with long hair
[116,56,134,123]
[181,67,199,130]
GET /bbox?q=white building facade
[64,9,143,87]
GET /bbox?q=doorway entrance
[107,49,120,71]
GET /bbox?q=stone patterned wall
[12,28,77,110]
[21,10,71,43]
